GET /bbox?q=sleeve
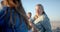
[41,16,52,32]
[0,7,7,25]
[31,18,35,23]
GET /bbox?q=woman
[0,0,29,32]
[32,4,52,32]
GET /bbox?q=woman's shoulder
[40,14,50,23]
[0,6,8,10]
[33,15,44,24]
[37,14,46,21]
[40,14,49,20]
[0,6,8,16]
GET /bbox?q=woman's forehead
[35,6,41,9]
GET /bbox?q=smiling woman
[32,4,52,32]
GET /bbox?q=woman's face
[3,0,9,5]
[35,6,43,15]
[2,0,7,6]
[27,13,31,19]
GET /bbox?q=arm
[0,7,7,25]
[41,17,52,32]
[28,19,38,32]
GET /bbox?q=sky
[0,0,60,21]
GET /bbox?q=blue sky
[0,0,60,21]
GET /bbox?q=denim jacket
[33,14,52,32]
[0,6,28,32]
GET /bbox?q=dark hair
[9,0,29,26]
[16,0,30,27]
[28,12,32,17]
[36,4,45,14]
[1,1,4,5]
[28,12,32,15]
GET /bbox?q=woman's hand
[32,28,38,32]
[28,21,38,32]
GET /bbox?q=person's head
[35,4,45,16]
[27,12,32,19]
[1,1,4,5]
[2,0,9,6]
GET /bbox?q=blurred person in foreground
[32,4,52,32]
[0,0,30,32]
